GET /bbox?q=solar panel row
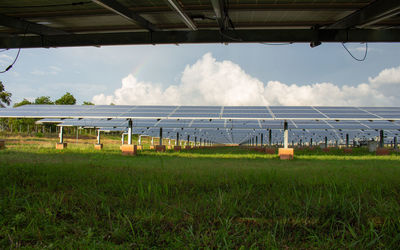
[1,105,400,120]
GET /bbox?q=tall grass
[1,145,400,248]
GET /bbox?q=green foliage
[0,145,400,248]
[35,96,54,105]
[0,81,12,108]
[13,98,32,107]
[82,101,94,105]
[55,92,76,105]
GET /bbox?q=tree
[0,81,12,108]
[55,92,76,105]
[13,98,32,107]
[82,101,94,105]
[35,96,53,105]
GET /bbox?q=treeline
[0,90,94,135]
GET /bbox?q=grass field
[1,137,400,248]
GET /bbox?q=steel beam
[210,0,227,30]
[164,0,197,30]
[2,29,399,49]
[0,13,69,36]
[328,0,400,29]
[91,0,159,31]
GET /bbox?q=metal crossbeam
[210,0,228,30]
[1,29,400,48]
[328,0,400,29]
[164,0,197,30]
[91,0,159,31]
[0,14,69,36]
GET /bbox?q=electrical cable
[0,24,29,74]
[341,42,368,61]
[0,48,21,73]
[0,1,92,9]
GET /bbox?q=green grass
[1,145,400,249]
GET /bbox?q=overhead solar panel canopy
[1,0,400,48]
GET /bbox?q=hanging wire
[0,48,21,73]
[341,42,368,61]
[0,24,29,73]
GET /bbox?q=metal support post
[195,136,197,146]
[187,135,190,145]
[176,132,180,146]
[128,119,133,145]
[310,138,313,147]
[269,129,272,146]
[394,137,398,149]
[59,126,64,143]
[256,136,258,146]
[346,133,349,147]
[379,129,384,148]
[97,129,101,144]
[159,127,163,145]
[121,133,125,144]
[283,121,288,149]
[324,137,327,148]
[260,133,263,146]
[138,135,142,145]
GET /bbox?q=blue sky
[0,42,399,106]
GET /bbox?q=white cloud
[30,66,62,76]
[92,53,400,106]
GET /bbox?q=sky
[0,42,400,106]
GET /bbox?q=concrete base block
[120,145,137,155]
[174,146,181,151]
[94,144,103,150]
[323,148,330,153]
[278,148,294,160]
[0,140,5,149]
[265,148,276,154]
[167,145,173,150]
[136,145,143,150]
[149,145,155,150]
[376,148,390,155]
[185,146,192,150]
[343,148,353,154]
[56,143,67,150]
[155,145,166,152]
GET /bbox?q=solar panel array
[2,105,400,120]
[2,105,400,144]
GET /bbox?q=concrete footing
[149,145,155,150]
[167,145,173,150]
[56,143,67,149]
[136,145,143,150]
[376,148,390,155]
[94,144,103,150]
[155,145,166,152]
[278,148,294,160]
[185,146,192,150]
[322,148,330,153]
[0,140,5,150]
[174,146,181,151]
[120,145,137,155]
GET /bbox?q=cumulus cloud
[92,53,400,106]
